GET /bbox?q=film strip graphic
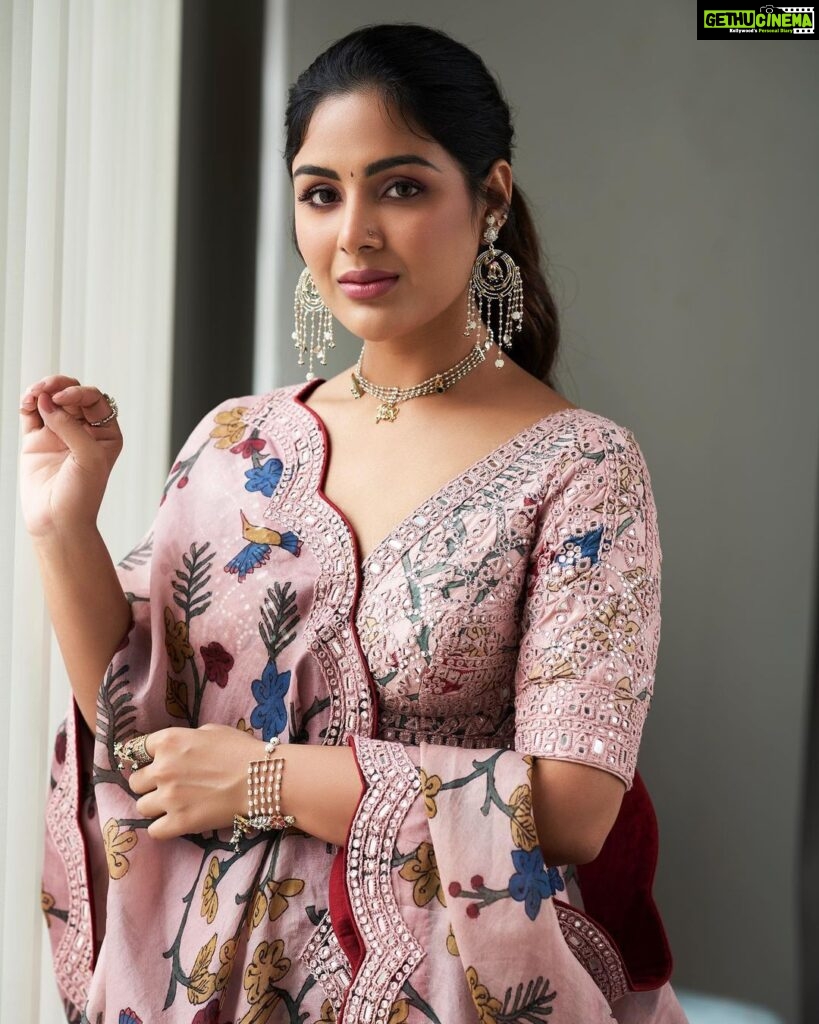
[778,6,815,34]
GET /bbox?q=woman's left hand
[128,724,267,840]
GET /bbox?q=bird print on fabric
[224,510,303,582]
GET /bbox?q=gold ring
[114,734,153,771]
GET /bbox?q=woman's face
[291,90,491,345]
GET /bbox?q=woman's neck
[356,315,489,389]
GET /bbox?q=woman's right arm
[19,375,131,732]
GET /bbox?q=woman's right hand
[19,375,123,539]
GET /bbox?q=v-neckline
[291,379,585,580]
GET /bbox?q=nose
[337,195,381,255]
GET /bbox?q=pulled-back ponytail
[285,23,561,387]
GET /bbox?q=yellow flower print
[210,406,248,448]
[164,606,194,673]
[466,966,502,1024]
[357,616,383,647]
[420,769,442,819]
[102,818,138,879]
[591,465,633,519]
[236,717,255,734]
[624,565,648,590]
[398,841,445,907]
[187,933,217,1005]
[522,754,535,783]
[446,923,459,957]
[249,890,268,933]
[509,783,538,853]
[200,856,220,924]
[41,889,55,927]
[388,999,409,1023]
[316,1000,335,1023]
[267,877,305,921]
[526,652,574,686]
[244,939,291,1004]
[216,936,238,992]
[461,623,490,657]
[238,992,280,1024]
[592,597,639,655]
[614,676,636,710]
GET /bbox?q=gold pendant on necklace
[375,402,399,423]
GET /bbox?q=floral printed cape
[42,380,688,1023]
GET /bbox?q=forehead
[292,90,454,174]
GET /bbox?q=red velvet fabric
[328,736,369,1023]
[576,771,673,990]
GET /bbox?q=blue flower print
[119,1010,143,1024]
[553,524,603,570]
[250,659,290,740]
[244,457,283,497]
[508,848,565,921]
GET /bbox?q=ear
[482,159,514,225]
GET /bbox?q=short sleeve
[514,418,662,789]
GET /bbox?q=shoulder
[528,407,663,581]
[532,407,657,527]
[534,406,651,477]
[178,383,309,451]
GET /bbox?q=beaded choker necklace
[349,340,487,423]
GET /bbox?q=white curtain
[0,0,182,1017]
[254,0,291,393]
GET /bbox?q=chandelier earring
[464,213,524,368]
[293,267,335,381]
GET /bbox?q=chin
[338,308,420,343]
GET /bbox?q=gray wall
[280,4,819,1021]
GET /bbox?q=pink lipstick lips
[337,268,399,300]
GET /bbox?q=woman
[22,23,687,1024]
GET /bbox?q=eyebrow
[292,154,441,179]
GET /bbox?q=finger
[36,391,115,453]
[134,791,163,819]
[50,384,117,425]
[19,400,45,434]
[128,765,156,796]
[23,375,81,401]
[147,815,176,841]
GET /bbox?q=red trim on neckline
[291,377,376,1019]
[290,378,380,740]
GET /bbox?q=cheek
[294,213,335,271]
[404,211,477,290]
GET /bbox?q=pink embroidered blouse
[42,380,688,1023]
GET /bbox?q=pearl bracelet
[231,736,296,853]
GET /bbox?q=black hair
[284,23,560,386]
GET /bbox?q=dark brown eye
[385,180,423,199]
[297,186,338,207]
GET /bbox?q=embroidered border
[359,411,581,582]
[554,899,630,1004]
[246,385,375,745]
[298,909,353,1014]
[515,681,650,787]
[44,703,93,1010]
[343,737,425,1023]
